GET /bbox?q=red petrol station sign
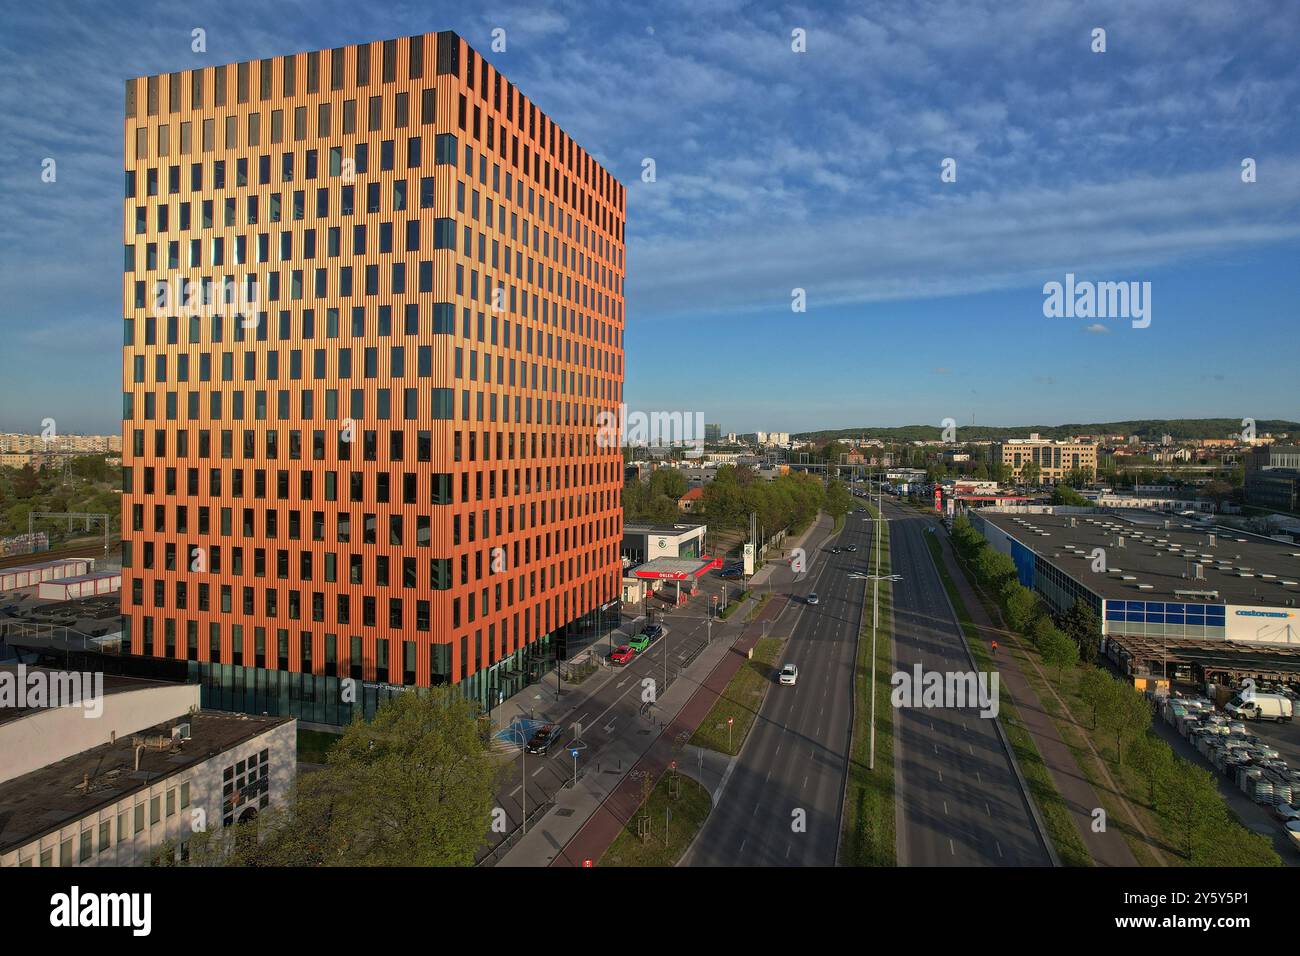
[934,486,942,511]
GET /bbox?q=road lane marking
[996,841,1004,858]
[949,839,955,856]
[943,800,948,815]
[510,786,522,798]
[531,767,545,777]
[985,802,991,817]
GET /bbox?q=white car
[806,593,819,605]
[779,664,798,686]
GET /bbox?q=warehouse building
[971,510,1300,650]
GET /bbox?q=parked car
[628,633,651,652]
[779,663,799,686]
[806,593,820,605]
[525,723,565,755]
[641,623,664,641]
[609,645,634,666]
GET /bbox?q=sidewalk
[931,523,1138,867]
[497,512,838,866]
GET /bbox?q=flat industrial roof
[979,510,1300,606]
[0,667,174,727]
[0,710,290,853]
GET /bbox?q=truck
[1225,693,1294,723]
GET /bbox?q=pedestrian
[991,639,998,655]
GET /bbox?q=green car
[628,633,651,652]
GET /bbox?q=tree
[206,689,497,867]
[1159,759,1228,861]
[1078,667,1111,729]
[973,548,1017,593]
[648,467,687,500]
[1051,484,1089,507]
[1001,581,1038,632]
[1060,600,1101,664]
[1128,731,1174,807]
[1019,461,1041,486]
[1041,629,1078,682]
[824,479,854,520]
[1096,678,1152,766]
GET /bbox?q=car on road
[609,645,634,666]
[779,663,798,686]
[720,567,743,579]
[628,633,652,652]
[845,544,857,552]
[829,547,841,554]
[641,623,665,641]
[525,723,565,755]
[806,593,819,605]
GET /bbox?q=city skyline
[2,0,1298,434]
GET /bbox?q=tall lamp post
[850,474,902,772]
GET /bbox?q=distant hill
[795,419,1299,443]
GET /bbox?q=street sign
[571,749,579,758]
[727,717,734,725]
[583,859,593,868]
[670,760,676,770]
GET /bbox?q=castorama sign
[1226,606,1299,645]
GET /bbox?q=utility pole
[870,467,882,771]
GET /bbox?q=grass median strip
[839,504,896,866]
[599,769,712,867]
[922,531,1092,867]
[688,636,784,756]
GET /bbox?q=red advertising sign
[934,487,942,511]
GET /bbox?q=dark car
[641,623,665,641]
[525,723,565,755]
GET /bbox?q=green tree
[1041,629,1078,682]
[1001,581,1038,632]
[1019,461,1041,486]
[210,689,497,866]
[1060,600,1101,664]
[648,467,687,500]
[1096,678,1152,766]
[1078,667,1111,729]
[1159,759,1228,861]
[1128,731,1174,807]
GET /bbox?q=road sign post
[727,716,734,751]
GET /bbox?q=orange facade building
[121,31,626,722]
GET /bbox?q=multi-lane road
[684,511,871,865]
[683,497,1052,867]
[886,500,1052,865]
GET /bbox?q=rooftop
[0,710,291,853]
[0,667,174,727]
[980,510,1300,606]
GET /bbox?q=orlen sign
[1227,606,1299,645]
[934,487,942,512]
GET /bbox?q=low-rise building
[0,668,295,867]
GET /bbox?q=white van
[1225,693,1294,723]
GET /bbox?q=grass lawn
[717,588,749,620]
[600,770,712,866]
[838,503,896,865]
[688,636,784,755]
[297,727,342,764]
[922,530,1092,868]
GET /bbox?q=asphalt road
[886,500,1052,866]
[479,584,721,861]
[683,511,869,866]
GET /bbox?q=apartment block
[993,434,1097,482]
[121,31,626,721]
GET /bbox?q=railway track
[0,539,119,571]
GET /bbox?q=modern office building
[121,31,626,722]
[992,434,1097,482]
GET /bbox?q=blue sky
[1,0,1298,435]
